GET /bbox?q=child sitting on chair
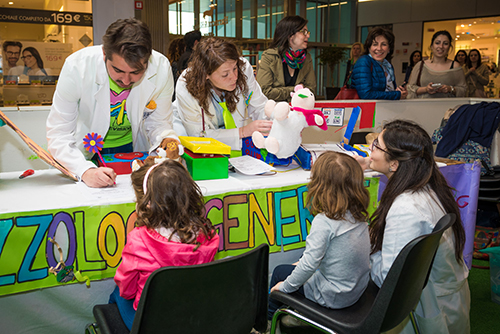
[109,160,219,330]
[268,151,371,320]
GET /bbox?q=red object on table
[19,169,34,179]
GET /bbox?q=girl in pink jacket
[109,160,219,329]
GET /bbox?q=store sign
[0,8,92,27]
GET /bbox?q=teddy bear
[252,84,327,159]
[133,138,184,171]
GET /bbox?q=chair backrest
[130,244,269,334]
[369,213,456,333]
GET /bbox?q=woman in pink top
[109,160,219,329]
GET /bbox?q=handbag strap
[416,61,424,87]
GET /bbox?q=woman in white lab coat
[358,119,470,334]
[174,37,272,150]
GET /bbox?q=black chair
[269,214,456,334]
[87,244,269,334]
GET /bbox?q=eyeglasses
[6,51,20,56]
[21,55,33,60]
[299,29,311,36]
[372,137,389,154]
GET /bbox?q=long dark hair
[184,37,248,116]
[363,27,395,62]
[369,120,465,264]
[466,48,482,68]
[23,47,44,70]
[270,15,308,56]
[131,160,216,245]
[454,50,467,64]
[430,30,453,59]
[409,50,422,67]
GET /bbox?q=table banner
[0,178,380,296]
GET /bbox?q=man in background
[2,41,22,73]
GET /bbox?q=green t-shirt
[103,77,133,148]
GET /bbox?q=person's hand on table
[82,167,116,188]
[240,120,273,138]
[271,281,283,293]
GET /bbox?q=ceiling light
[461,24,465,27]
[8,1,13,4]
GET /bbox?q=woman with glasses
[21,47,48,76]
[351,27,407,100]
[257,15,316,102]
[356,119,470,334]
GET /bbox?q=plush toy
[252,85,327,159]
[134,138,184,170]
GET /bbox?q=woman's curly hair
[184,37,248,116]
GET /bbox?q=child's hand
[271,281,283,293]
[355,155,370,171]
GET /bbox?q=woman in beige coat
[464,49,490,97]
[256,16,316,102]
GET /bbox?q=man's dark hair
[183,30,202,51]
[2,41,22,52]
[102,18,152,70]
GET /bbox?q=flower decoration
[83,133,104,154]
[83,132,109,168]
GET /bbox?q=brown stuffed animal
[141,138,184,166]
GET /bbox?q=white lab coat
[46,46,177,179]
[174,57,267,149]
[371,189,470,334]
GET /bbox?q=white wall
[358,0,500,27]
[92,0,135,45]
[392,22,423,86]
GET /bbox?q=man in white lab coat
[47,18,177,188]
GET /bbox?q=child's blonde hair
[307,152,369,222]
[131,160,215,244]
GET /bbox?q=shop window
[0,0,92,107]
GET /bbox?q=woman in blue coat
[352,27,407,100]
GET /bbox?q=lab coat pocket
[414,310,449,334]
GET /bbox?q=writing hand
[82,167,116,188]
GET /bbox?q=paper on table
[76,174,135,202]
[229,155,276,175]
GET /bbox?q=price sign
[0,8,92,27]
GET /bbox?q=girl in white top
[174,37,272,149]
[357,120,470,334]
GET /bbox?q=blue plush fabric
[351,55,401,100]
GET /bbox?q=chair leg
[409,311,422,334]
[84,322,98,334]
[271,308,335,334]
